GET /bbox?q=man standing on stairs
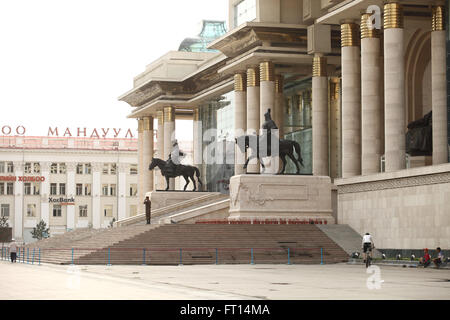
[144,196,151,225]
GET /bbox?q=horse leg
[287,152,300,174]
[279,155,287,174]
[191,174,197,192]
[165,176,170,191]
[183,175,190,191]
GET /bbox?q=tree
[31,220,50,240]
[0,216,9,228]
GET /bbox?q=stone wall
[335,164,450,250]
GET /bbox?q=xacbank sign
[0,125,137,139]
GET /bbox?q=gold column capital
[143,116,153,131]
[163,106,175,122]
[330,78,340,101]
[193,108,200,121]
[247,66,260,87]
[275,75,284,93]
[432,5,445,31]
[234,73,247,92]
[341,23,360,47]
[361,13,380,39]
[312,55,327,77]
[137,118,144,133]
[259,61,275,82]
[384,2,403,29]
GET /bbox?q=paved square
[0,261,449,299]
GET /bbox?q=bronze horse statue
[235,134,304,174]
[149,158,203,191]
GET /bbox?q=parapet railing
[1,246,329,266]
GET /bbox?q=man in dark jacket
[144,196,151,224]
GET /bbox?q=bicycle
[365,245,374,268]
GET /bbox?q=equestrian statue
[235,109,304,174]
[148,139,203,191]
[406,111,432,156]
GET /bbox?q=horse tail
[293,141,304,167]
[195,167,203,187]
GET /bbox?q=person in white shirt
[9,238,17,263]
[362,233,374,262]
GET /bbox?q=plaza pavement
[0,260,449,300]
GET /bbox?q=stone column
[361,13,382,175]
[329,78,341,179]
[117,163,128,221]
[274,75,284,137]
[142,116,154,197]
[246,66,260,173]
[432,5,448,164]
[137,119,144,213]
[260,61,275,126]
[92,162,102,229]
[341,22,361,178]
[193,108,202,167]
[234,73,247,175]
[66,163,76,230]
[163,106,176,189]
[156,111,165,190]
[312,54,329,176]
[384,2,406,172]
[13,161,23,239]
[40,162,50,226]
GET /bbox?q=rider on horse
[261,108,278,157]
[166,139,185,175]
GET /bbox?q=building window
[24,183,31,195]
[103,205,113,217]
[76,163,83,174]
[1,204,9,217]
[50,183,57,195]
[102,184,108,196]
[103,163,109,174]
[59,183,66,195]
[234,0,256,27]
[129,184,137,197]
[59,163,66,174]
[24,162,32,174]
[76,184,83,196]
[110,163,117,175]
[6,183,13,195]
[50,163,58,174]
[0,162,4,173]
[84,163,91,174]
[53,205,62,217]
[110,184,116,196]
[84,184,91,196]
[130,164,138,175]
[33,182,40,195]
[7,162,14,173]
[33,163,40,174]
[0,183,4,195]
[79,205,88,217]
[27,204,36,217]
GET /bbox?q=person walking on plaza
[144,196,151,225]
[9,238,17,263]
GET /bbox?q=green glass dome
[178,20,227,52]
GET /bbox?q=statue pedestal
[147,191,216,210]
[228,174,335,223]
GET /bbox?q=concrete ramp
[317,224,382,258]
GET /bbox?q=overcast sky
[0,0,228,139]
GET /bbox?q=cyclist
[362,232,375,264]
